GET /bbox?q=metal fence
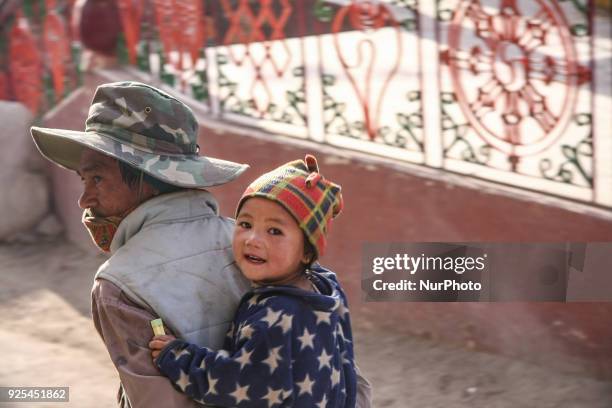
[1,0,610,208]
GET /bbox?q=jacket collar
[110,190,220,254]
[250,269,341,313]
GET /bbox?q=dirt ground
[1,239,611,408]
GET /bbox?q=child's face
[233,197,310,285]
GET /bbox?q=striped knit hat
[236,155,343,258]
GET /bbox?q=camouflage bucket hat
[31,81,248,188]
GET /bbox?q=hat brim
[31,126,249,188]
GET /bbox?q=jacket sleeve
[91,279,201,408]
[156,306,294,407]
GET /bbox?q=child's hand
[149,335,176,360]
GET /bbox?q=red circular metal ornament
[445,0,589,157]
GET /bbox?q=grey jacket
[97,190,250,349]
[91,190,372,407]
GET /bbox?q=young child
[149,155,356,407]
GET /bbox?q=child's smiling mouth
[245,254,266,264]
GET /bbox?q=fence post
[593,9,612,207]
[419,0,443,168]
[206,46,221,118]
[304,35,325,143]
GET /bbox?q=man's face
[77,149,142,217]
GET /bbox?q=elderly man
[31,81,371,407]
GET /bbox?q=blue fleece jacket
[156,267,356,407]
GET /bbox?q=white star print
[230,383,251,403]
[297,327,316,351]
[335,324,345,341]
[318,349,333,371]
[235,347,254,370]
[175,369,191,392]
[263,345,283,373]
[171,347,192,360]
[296,373,315,396]
[337,301,349,320]
[215,350,229,361]
[277,313,293,334]
[236,320,247,333]
[316,393,328,408]
[261,308,282,327]
[225,323,235,341]
[341,350,349,365]
[262,295,277,304]
[247,294,260,308]
[239,324,255,341]
[313,310,331,326]
[264,386,284,406]
[331,366,341,387]
[207,373,219,395]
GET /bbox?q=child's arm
[150,306,295,407]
